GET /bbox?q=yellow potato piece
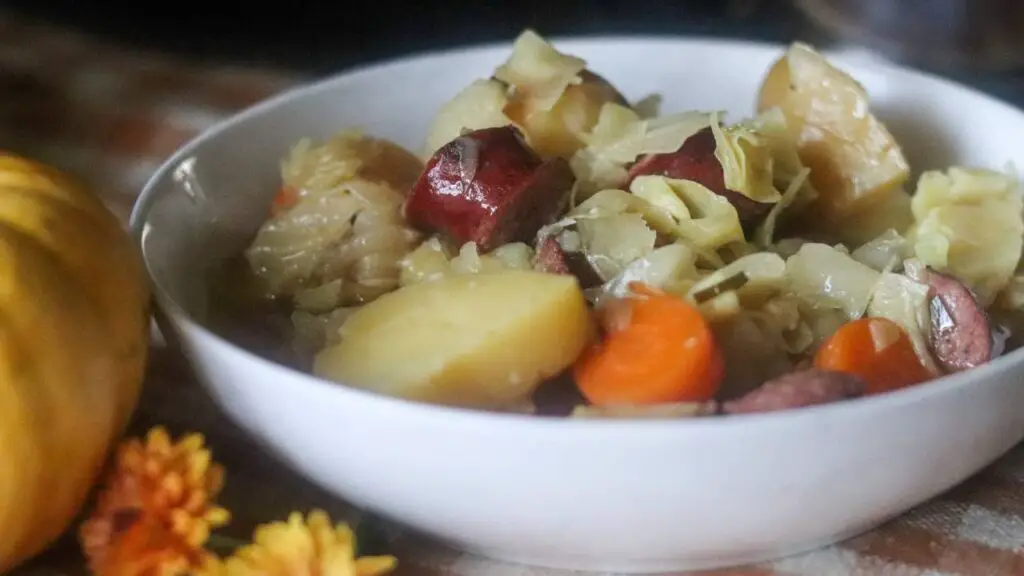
[758,43,909,221]
[313,271,593,409]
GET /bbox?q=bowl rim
[131,34,1024,432]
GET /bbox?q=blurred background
[4,0,1024,220]
[9,0,1024,76]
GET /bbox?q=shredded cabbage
[910,167,1024,305]
[493,29,586,112]
[450,241,535,275]
[569,103,716,194]
[568,188,678,235]
[710,115,781,205]
[579,103,645,162]
[755,296,815,354]
[851,229,910,272]
[399,237,454,286]
[786,242,881,319]
[740,108,820,212]
[576,213,657,280]
[912,167,1021,217]
[293,279,344,314]
[568,149,629,197]
[629,175,745,251]
[581,104,716,163]
[587,242,699,305]
[696,291,744,323]
[754,166,810,247]
[247,188,362,294]
[398,238,535,286]
[866,272,941,375]
[422,79,515,156]
[688,252,787,307]
[739,109,809,186]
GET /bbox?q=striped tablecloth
[3,10,1024,576]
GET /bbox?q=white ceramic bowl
[131,37,1024,573]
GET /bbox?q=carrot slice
[814,317,932,395]
[270,185,301,216]
[573,283,724,406]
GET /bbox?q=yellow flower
[200,510,396,576]
[79,427,231,576]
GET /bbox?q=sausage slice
[926,270,993,373]
[722,369,866,414]
[405,126,575,253]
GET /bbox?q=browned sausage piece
[626,127,772,230]
[535,235,605,289]
[926,270,993,373]
[405,126,575,253]
[722,369,866,415]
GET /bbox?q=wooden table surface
[4,10,1024,576]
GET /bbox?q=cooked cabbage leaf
[247,189,363,294]
[866,272,941,375]
[910,167,1024,305]
[851,229,910,272]
[587,242,699,305]
[710,116,781,205]
[569,188,678,234]
[576,213,658,280]
[422,79,516,156]
[786,242,881,319]
[399,238,535,286]
[569,103,715,195]
[754,166,810,247]
[493,29,586,112]
[688,252,787,307]
[629,175,745,251]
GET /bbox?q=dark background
[6,0,1024,104]
[4,0,808,72]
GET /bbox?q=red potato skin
[626,127,772,230]
[722,369,866,415]
[405,126,575,253]
[926,270,993,373]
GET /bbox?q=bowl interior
[134,36,1024,349]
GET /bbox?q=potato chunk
[313,270,593,409]
[757,43,909,221]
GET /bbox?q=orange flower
[79,427,231,576]
[199,510,396,576]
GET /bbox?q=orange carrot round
[814,317,932,395]
[573,283,724,406]
[270,185,301,216]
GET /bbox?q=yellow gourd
[0,153,150,572]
